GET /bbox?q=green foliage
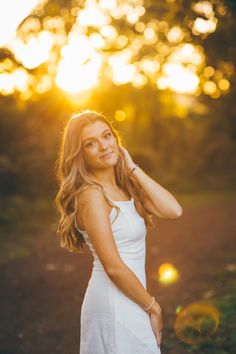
[162,276,236,354]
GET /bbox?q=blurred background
[0,1,235,353]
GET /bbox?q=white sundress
[75,192,161,354]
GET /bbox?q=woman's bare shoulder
[77,185,106,207]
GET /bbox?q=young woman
[54,110,182,353]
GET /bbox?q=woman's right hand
[149,302,163,348]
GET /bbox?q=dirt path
[0,200,236,354]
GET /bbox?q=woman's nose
[99,141,109,150]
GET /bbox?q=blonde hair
[54,110,153,253]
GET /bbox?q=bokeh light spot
[218,79,230,91]
[115,110,126,121]
[203,80,217,95]
[158,262,179,284]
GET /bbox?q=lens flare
[174,302,220,345]
[158,262,179,284]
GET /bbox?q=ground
[0,191,235,354]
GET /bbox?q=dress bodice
[74,193,147,276]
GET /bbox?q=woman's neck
[90,167,117,189]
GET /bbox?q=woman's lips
[100,152,114,159]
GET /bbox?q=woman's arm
[77,186,162,317]
[119,146,183,219]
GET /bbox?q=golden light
[203,80,217,95]
[204,66,215,77]
[77,5,110,28]
[158,21,169,32]
[118,48,133,61]
[47,63,57,75]
[169,43,204,66]
[162,63,199,94]
[167,27,184,43]
[218,79,230,91]
[89,33,106,49]
[0,67,31,95]
[192,1,213,18]
[0,73,15,95]
[100,25,118,40]
[193,17,217,35]
[36,74,52,94]
[116,35,129,48]
[99,0,117,10]
[144,28,157,43]
[0,0,45,47]
[12,68,28,92]
[158,262,179,284]
[211,89,221,99]
[127,12,140,25]
[156,42,170,56]
[130,37,144,53]
[135,22,145,32]
[56,34,102,93]
[0,59,13,72]
[115,110,126,121]
[217,3,228,16]
[175,302,220,344]
[8,31,53,69]
[132,73,148,87]
[214,69,223,80]
[110,4,145,25]
[140,58,160,76]
[157,77,168,90]
[108,56,136,85]
[0,0,232,101]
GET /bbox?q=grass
[0,188,235,264]
[163,271,236,354]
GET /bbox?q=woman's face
[81,120,120,171]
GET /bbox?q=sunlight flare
[56,34,102,93]
[0,0,45,47]
[8,31,53,69]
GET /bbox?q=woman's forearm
[107,262,161,315]
[131,166,182,218]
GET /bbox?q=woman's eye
[104,132,112,138]
[86,141,95,147]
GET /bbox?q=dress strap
[104,192,115,203]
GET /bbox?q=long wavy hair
[54,110,153,254]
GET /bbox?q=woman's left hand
[119,146,136,171]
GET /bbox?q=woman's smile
[100,151,114,159]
